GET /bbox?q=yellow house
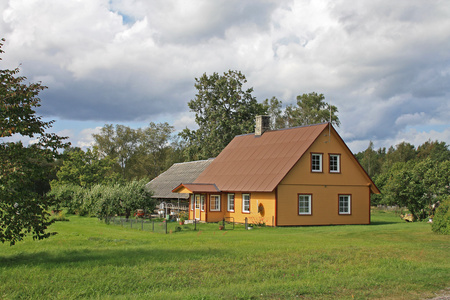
[173,117,379,226]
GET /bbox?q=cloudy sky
[1,0,449,152]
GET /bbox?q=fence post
[222,218,225,230]
[141,219,144,231]
[121,218,123,227]
[165,220,168,234]
[194,219,197,231]
[130,219,133,229]
[272,215,275,227]
[245,217,248,230]
[152,220,155,232]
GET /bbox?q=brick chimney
[255,115,271,136]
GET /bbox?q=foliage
[179,70,266,160]
[262,93,340,130]
[432,195,450,235]
[285,92,340,127]
[0,39,69,245]
[49,180,154,220]
[53,148,120,187]
[380,159,449,220]
[93,122,178,180]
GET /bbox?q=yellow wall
[277,126,371,225]
[219,192,276,226]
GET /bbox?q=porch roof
[172,183,221,194]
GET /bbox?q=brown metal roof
[146,159,214,199]
[194,123,329,192]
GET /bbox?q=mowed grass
[1,211,449,300]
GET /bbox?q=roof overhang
[172,183,221,194]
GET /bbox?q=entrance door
[195,195,201,220]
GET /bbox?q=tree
[52,148,120,188]
[0,39,69,245]
[383,159,449,220]
[180,70,266,160]
[93,122,176,180]
[285,92,340,127]
[263,97,285,130]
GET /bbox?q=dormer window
[311,153,323,172]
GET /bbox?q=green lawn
[1,210,449,299]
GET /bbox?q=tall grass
[0,210,448,299]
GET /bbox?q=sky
[1,0,449,153]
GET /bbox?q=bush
[432,196,450,235]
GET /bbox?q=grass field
[0,210,449,300]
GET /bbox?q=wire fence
[103,216,238,234]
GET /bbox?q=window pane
[339,195,350,214]
[298,195,311,215]
[228,194,235,211]
[312,154,322,172]
[330,155,340,172]
[243,194,250,212]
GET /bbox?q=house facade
[173,119,379,226]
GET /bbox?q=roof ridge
[173,158,215,166]
[234,122,329,138]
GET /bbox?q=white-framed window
[227,194,235,212]
[195,195,201,210]
[242,194,250,213]
[311,153,323,172]
[339,195,351,215]
[210,195,221,211]
[190,195,194,210]
[329,154,340,173]
[298,194,312,215]
[200,195,205,211]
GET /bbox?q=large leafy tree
[93,122,176,179]
[0,39,69,245]
[53,148,120,188]
[285,92,340,127]
[180,70,266,160]
[382,159,449,220]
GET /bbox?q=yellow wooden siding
[277,126,371,225]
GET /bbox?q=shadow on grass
[0,247,226,269]
[370,221,402,225]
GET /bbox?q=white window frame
[200,195,205,211]
[190,195,194,211]
[210,195,221,212]
[242,194,250,213]
[329,154,340,173]
[311,153,323,172]
[339,195,351,215]
[298,194,312,215]
[227,194,235,212]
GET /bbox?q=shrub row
[48,179,154,220]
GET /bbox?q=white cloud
[1,0,449,152]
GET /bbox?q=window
[227,194,235,212]
[311,153,323,172]
[298,194,312,215]
[339,195,351,215]
[200,195,205,211]
[195,195,201,210]
[329,154,341,173]
[190,195,194,210]
[210,195,221,211]
[242,194,250,213]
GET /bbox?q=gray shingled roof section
[146,158,214,199]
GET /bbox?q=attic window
[311,153,323,172]
[329,154,341,173]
